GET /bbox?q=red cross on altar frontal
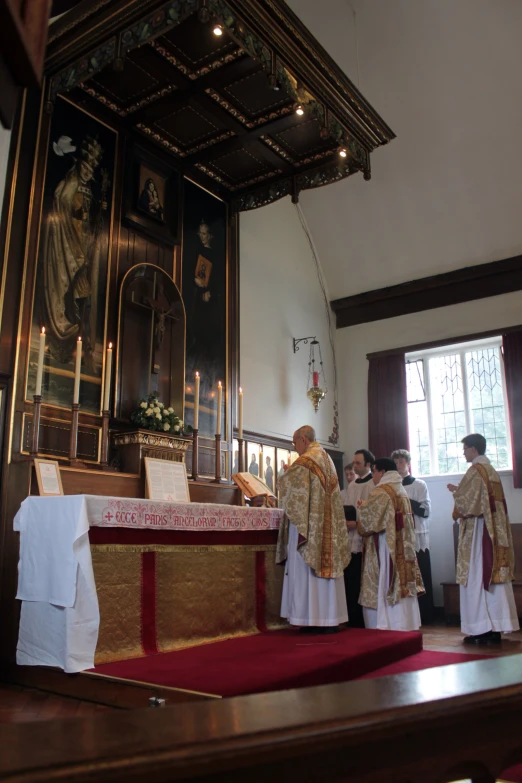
[103,511,114,522]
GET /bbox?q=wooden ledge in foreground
[2,655,522,783]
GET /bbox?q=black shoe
[489,631,502,643]
[320,626,340,634]
[463,632,491,645]
[299,626,320,634]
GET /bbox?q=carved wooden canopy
[46,0,395,210]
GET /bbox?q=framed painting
[26,96,117,414]
[123,141,181,247]
[182,179,227,437]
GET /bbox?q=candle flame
[78,336,82,342]
[195,371,199,378]
[218,381,222,387]
[41,327,45,335]
[109,342,112,349]
[239,387,242,393]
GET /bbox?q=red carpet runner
[92,627,422,697]
[357,649,491,679]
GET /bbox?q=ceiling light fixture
[213,24,223,35]
[338,146,347,158]
[295,103,304,116]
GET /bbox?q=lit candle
[238,386,243,439]
[313,371,319,387]
[73,337,82,404]
[216,381,222,436]
[35,327,46,396]
[103,342,113,411]
[194,371,200,429]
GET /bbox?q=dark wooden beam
[331,255,522,329]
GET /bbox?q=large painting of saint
[26,97,116,413]
[182,180,227,436]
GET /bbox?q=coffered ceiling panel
[46,0,395,210]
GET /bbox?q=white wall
[337,290,522,604]
[288,0,522,297]
[239,197,338,445]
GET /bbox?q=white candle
[194,371,200,429]
[216,381,222,436]
[103,342,113,411]
[238,386,243,439]
[73,337,82,404]
[35,327,45,396]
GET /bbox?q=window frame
[405,336,512,477]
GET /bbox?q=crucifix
[131,274,179,375]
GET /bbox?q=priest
[448,433,519,644]
[391,449,434,624]
[276,425,350,633]
[357,457,423,631]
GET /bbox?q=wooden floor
[1,624,521,724]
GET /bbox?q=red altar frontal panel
[88,527,284,665]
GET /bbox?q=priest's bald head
[293,425,316,455]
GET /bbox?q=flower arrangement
[130,392,183,433]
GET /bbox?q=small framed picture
[34,459,64,496]
[123,141,181,246]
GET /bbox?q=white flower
[154,406,160,414]
[145,408,153,416]
[174,424,180,431]
[156,413,162,420]
[158,402,164,408]
[140,401,147,409]
[163,423,170,431]
[168,407,174,413]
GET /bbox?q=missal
[232,472,276,503]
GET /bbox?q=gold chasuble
[358,478,424,610]
[276,442,350,579]
[452,457,515,588]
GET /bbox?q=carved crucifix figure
[141,278,179,372]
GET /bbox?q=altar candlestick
[103,342,113,411]
[35,327,46,396]
[313,371,319,387]
[216,381,222,435]
[73,337,82,404]
[238,386,243,439]
[194,371,200,429]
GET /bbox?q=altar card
[144,458,190,503]
[34,458,64,496]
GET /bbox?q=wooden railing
[2,655,522,782]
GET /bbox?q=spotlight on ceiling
[295,103,304,116]
[338,146,347,158]
[213,24,223,35]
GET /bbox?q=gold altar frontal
[89,529,285,665]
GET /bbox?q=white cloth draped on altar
[15,495,100,673]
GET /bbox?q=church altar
[14,496,285,673]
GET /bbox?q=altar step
[90,627,423,698]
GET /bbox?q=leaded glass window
[405,339,511,476]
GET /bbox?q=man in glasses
[276,425,350,633]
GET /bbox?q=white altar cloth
[15,496,100,673]
[14,495,284,672]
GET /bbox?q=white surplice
[460,514,519,636]
[281,522,348,626]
